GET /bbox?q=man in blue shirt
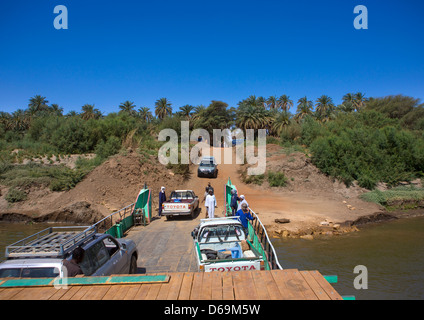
[236,202,255,233]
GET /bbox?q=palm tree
[266,96,279,110]
[179,105,194,120]
[65,110,79,118]
[236,106,272,133]
[155,98,172,120]
[238,95,265,109]
[50,104,64,116]
[10,109,30,132]
[0,111,12,131]
[119,101,136,115]
[81,104,102,120]
[138,107,153,122]
[354,92,367,111]
[191,105,206,123]
[295,96,313,122]
[28,95,49,117]
[278,95,294,112]
[340,93,356,113]
[315,95,335,121]
[271,111,291,136]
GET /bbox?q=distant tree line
[0,93,423,190]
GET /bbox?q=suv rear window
[79,241,110,276]
[0,267,59,278]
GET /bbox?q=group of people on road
[157,183,255,230]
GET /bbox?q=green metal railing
[92,188,152,238]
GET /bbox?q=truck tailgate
[204,260,262,272]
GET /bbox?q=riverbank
[1,145,422,241]
[267,208,424,239]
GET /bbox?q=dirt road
[179,144,382,234]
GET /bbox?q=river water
[272,216,424,300]
[1,217,423,300]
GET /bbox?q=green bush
[6,188,27,203]
[244,174,265,185]
[267,171,288,187]
[95,136,122,159]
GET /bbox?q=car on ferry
[191,217,265,272]
[161,190,199,220]
[0,226,138,278]
[197,156,218,178]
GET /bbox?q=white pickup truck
[161,190,199,220]
[191,217,265,272]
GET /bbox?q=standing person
[237,195,248,211]
[204,189,217,219]
[203,182,214,202]
[62,246,85,277]
[230,189,240,216]
[158,186,166,217]
[236,203,255,235]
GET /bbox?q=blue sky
[0,0,423,115]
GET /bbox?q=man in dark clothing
[158,186,166,216]
[230,189,240,216]
[62,246,85,277]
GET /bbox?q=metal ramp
[5,226,96,258]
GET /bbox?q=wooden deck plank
[123,285,143,300]
[144,283,162,300]
[132,284,152,300]
[251,271,271,300]
[259,271,282,300]
[309,270,343,300]
[58,285,83,300]
[189,272,204,300]
[157,283,171,300]
[80,285,112,300]
[0,270,344,300]
[222,272,234,300]
[166,272,184,300]
[48,287,70,300]
[200,272,212,300]
[270,269,295,299]
[70,285,93,300]
[232,272,249,300]
[0,287,23,300]
[178,272,194,300]
[240,271,259,300]
[210,272,223,300]
[281,269,307,300]
[300,271,331,300]
[10,286,56,300]
[289,269,318,300]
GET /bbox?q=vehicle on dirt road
[161,190,199,220]
[197,156,218,178]
[191,217,267,272]
[0,226,138,278]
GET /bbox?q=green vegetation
[267,171,288,187]
[5,188,27,203]
[360,186,424,209]
[0,93,423,203]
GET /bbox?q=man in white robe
[237,195,248,211]
[204,189,217,218]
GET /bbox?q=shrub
[95,136,122,159]
[244,174,265,185]
[6,188,27,203]
[267,171,288,187]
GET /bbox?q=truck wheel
[129,255,137,274]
